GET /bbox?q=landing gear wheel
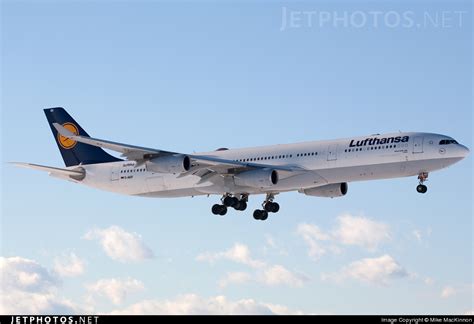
[236,201,247,211]
[264,202,273,212]
[272,203,280,213]
[223,196,238,207]
[253,210,268,221]
[212,204,227,216]
[212,204,221,215]
[219,205,228,216]
[416,173,429,194]
[416,184,427,194]
[253,210,262,220]
[264,202,280,213]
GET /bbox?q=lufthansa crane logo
[57,123,79,149]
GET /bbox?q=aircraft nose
[459,144,470,158]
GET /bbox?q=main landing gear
[253,194,280,221]
[416,172,428,194]
[211,193,280,221]
[212,194,248,216]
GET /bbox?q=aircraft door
[413,137,424,154]
[327,144,338,161]
[111,167,120,181]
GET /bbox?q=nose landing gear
[416,172,428,194]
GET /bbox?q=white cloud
[86,278,145,305]
[53,253,85,278]
[198,244,309,289]
[83,226,154,263]
[464,310,474,315]
[108,294,307,315]
[424,277,435,286]
[441,286,457,299]
[196,243,265,269]
[260,265,309,288]
[440,284,474,300]
[413,230,422,242]
[218,272,252,288]
[0,257,77,314]
[265,234,276,249]
[218,266,309,289]
[263,234,288,256]
[412,228,432,244]
[296,223,331,261]
[1,256,57,292]
[322,255,408,286]
[1,290,78,315]
[333,214,390,251]
[297,214,390,261]
[264,303,310,315]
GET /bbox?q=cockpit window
[439,139,458,145]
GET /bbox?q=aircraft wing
[53,123,305,173]
[53,123,176,160]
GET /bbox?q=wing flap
[189,154,305,172]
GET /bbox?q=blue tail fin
[44,107,122,167]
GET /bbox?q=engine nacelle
[146,155,191,174]
[234,169,279,188]
[300,183,348,198]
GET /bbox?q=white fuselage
[62,132,469,198]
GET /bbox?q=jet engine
[146,155,191,174]
[300,183,348,198]
[234,169,279,189]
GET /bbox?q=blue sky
[1,0,472,315]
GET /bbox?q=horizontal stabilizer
[11,162,85,180]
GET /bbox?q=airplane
[13,107,470,221]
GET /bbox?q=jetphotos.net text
[280,7,468,31]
